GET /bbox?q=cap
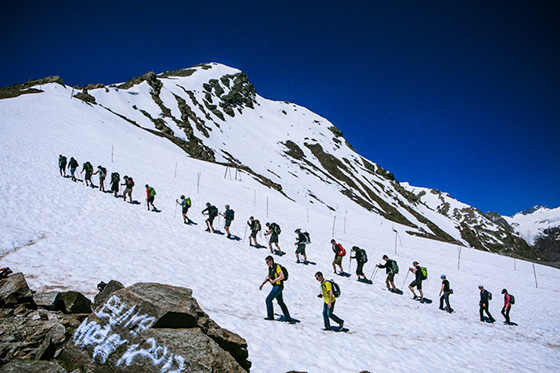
[440,274,446,279]
[180,195,185,199]
[501,288,507,294]
[295,228,301,232]
[352,246,358,251]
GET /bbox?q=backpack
[186,197,191,207]
[328,279,341,298]
[302,232,311,244]
[226,209,235,220]
[111,172,120,183]
[99,167,107,178]
[279,264,288,281]
[359,248,368,263]
[420,266,428,280]
[150,188,156,196]
[208,205,218,217]
[255,220,262,232]
[0,267,13,279]
[336,244,346,257]
[488,291,493,301]
[509,294,515,305]
[272,223,281,235]
[85,162,93,172]
[391,260,399,274]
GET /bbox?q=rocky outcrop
[0,275,251,372]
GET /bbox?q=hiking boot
[297,259,300,263]
[413,295,418,300]
[227,234,232,238]
[339,320,344,329]
[205,228,211,232]
[420,299,424,303]
[264,317,274,321]
[323,327,332,331]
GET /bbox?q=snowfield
[1,84,559,372]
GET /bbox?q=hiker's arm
[328,290,334,307]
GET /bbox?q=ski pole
[401,270,409,290]
[369,267,377,282]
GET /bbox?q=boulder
[93,280,124,310]
[0,273,33,307]
[33,291,63,311]
[59,291,91,314]
[62,282,250,372]
[0,360,67,372]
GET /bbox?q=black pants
[479,304,494,321]
[501,306,511,323]
[439,292,451,311]
[356,261,365,276]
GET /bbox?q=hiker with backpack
[265,222,282,255]
[331,239,345,275]
[176,195,193,224]
[81,161,94,187]
[58,155,67,177]
[122,176,135,202]
[351,246,368,282]
[376,255,398,292]
[478,285,496,323]
[220,205,235,238]
[315,271,344,331]
[408,261,424,303]
[110,172,120,197]
[439,275,452,313]
[294,228,309,263]
[501,289,514,325]
[202,202,218,233]
[145,184,157,211]
[68,157,79,181]
[259,255,293,323]
[247,216,261,247]
[92,165,107,192]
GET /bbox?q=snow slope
[1,74,560,372]
[504,206,560,245]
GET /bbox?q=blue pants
[323,302,343,329]
[266,285,291,320]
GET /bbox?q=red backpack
[336,244,346,256]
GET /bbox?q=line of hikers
[58,154,157,211]
[58,154,516,328]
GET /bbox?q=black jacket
[480,289,490,304]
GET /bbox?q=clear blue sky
[2,1,558,216]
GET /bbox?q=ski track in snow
[1,86,560,372]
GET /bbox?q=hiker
[478,285,496,323]
[110,172,120,198]
[202,202,218,232]
[331,239,345,275]
[68,157,79,181]
[247,216,261,247]
[259,255,292,322]
[176,195,193,224]
[439,275,452,313]
[294,229,308,263]
[408,261,424,302]
[315,271,344,331]
[376,255,398,291]
[220,205,235,238]
[145,184,157,211]
[351,246,368,281]
[501,289,513,325]
[122,176,135,202]
[81,161,94,187]
[92,165,107,192]
[265,222,282,254]
[58,155,67,177]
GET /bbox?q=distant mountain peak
[518,205,550,216]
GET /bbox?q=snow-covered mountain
[1,62,559,371]
[502,206,560,244]
[0,62,538,261]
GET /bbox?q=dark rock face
[59,291,92,314]
[0,359,67,372]
[93,280,125,310]
[61,282,250,372]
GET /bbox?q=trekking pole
[401,270,409,290]
[368,267,378,283]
